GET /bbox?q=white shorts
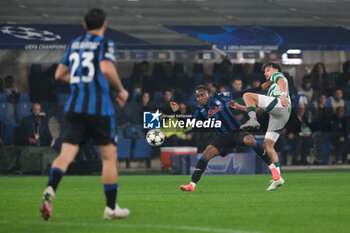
[257,94,291,142]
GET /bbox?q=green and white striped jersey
[267,72,291,105]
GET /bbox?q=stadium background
[1,0,350,171]
[0,1,350,233]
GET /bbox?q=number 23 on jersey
[69,51,95,84]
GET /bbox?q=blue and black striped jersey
[191,86,263,135]
[192,92,242,135]
[61,33,116,116]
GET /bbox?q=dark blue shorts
[62,112,115,146]
[210,131,251,156]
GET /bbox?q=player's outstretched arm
[261,81,272,91]
[228,100,264,114]
[100,60,128,106]
[170,101,202,122]
[227,100,247,112]
[230,81,271,99]
[55,64,70,83]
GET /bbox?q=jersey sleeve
[217,92,232,98]
[60,43,71,66]
[100,40,116,62]
[217,92,232,100]
[270,73,285,83]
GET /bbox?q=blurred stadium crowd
[0,59,350,166]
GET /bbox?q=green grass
[1,171,350,233]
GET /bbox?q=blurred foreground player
[40,8,130,221]
[235,62,291,190]
[171,82,280,192]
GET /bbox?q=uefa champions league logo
[0,26,61,41]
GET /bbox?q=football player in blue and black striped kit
[40,8,129,220]
[170,82,278,192]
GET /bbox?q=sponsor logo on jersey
[208,106,222,117]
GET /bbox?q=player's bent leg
[243,135,272,166]
[243,92,259,107]
[51,143,80,172]
[264,138,279,163]
[264,138,281,181]
[241,93,260,130]
[242,134,256,147]
[99,144,129,219]
[202,145,219,161]
[180,145,219,192]
[99,144,118,184]
[40,143,79,221]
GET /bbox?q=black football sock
[104,183,118,210]
[253,143,272,166]
[47,167,64,192]
[191,156,209,184]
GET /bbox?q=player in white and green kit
[236,62,291,190]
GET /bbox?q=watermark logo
[143,109,161,129]
[143,109,222,130]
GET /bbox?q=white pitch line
[0,220,262,233]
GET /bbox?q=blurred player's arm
[230,80,271,99]
[170,101,201,120]
[55,64,70,83]
[277,78,288,107]
[228,100,263,114]
[100,60,128,106]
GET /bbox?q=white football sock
[190,182,196,188]
[277,167,281,174]
[248,111,257,120]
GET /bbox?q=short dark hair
[342,60,350,74]
[231,77,242,83]
[335,88,343,92]
[138,91,151,103]
[4,75,14,83]
[261,62,282,72]
[140,60,149,66]
[84,8,106,30]
[203,76,213,84]
[312,62,326,74]
[251,76,261,82]
[318,92,327,98]
[163,89,172,94]
[195,85,209,93]
[303,75,312,83]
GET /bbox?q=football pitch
[1,170,349,233]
